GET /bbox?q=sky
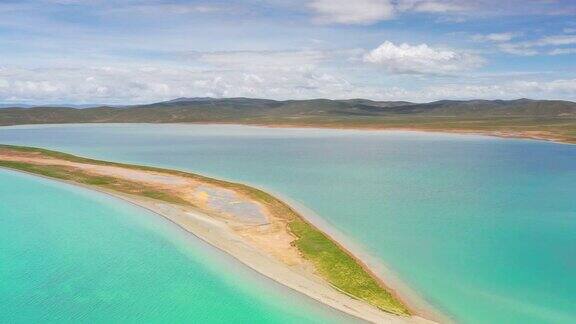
[0,0,575,104]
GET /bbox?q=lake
[1,124,575,323]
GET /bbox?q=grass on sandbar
[289,218,410,315]
[0,160,187,205]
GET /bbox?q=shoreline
[263,189,450,323]
[0,168,377,323]
[242,123,576,146]
[1,122,574,145]
[192,169,448,323]
[0,146,438,323]
[2,168,433,324]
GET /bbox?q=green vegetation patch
[0,159,187,206]
[0,161,76,180]
[289,218,410,315]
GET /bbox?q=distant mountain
[0,97,574,143]
[1,97,574,123]
[124,97,576,119]
[0,104,35,109]
[165,97,226,103]
[361,98,576,117]
[0,103,115,109]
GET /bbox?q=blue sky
[0,0,575,104]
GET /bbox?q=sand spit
[0,148,438,323]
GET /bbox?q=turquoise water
[0,169,352,323]
[1,124,575,323]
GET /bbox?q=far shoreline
[238,122,576,145]
[1,121,574,145]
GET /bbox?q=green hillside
[1,97,575,143]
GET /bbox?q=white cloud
[0,64,352,104]
[308,0,394,25]
[0,64,574,104]
[435,15,466,23]
[497,43,539,56]
[397,0,468,13]
[113,3,221,15]
[472,32,518,42]
[495,35,576,56]
[548,48,576,55]
[363,41,485,75]
[194,50,326,70]
[307,0,472,25]
[422,79,576,100]
[535,35,576,46]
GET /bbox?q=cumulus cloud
[0,64,353,104]
[363,41,485,75]
[0,64,574,104]
[308,0,395,25]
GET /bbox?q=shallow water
[0,169,353,323]
[1,124,575,323]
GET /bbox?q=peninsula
[0,144,436,324]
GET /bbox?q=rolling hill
[1,97,575,143]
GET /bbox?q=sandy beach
[0,146,438,324]
[201,122,575,145]
[89,191,435,324]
